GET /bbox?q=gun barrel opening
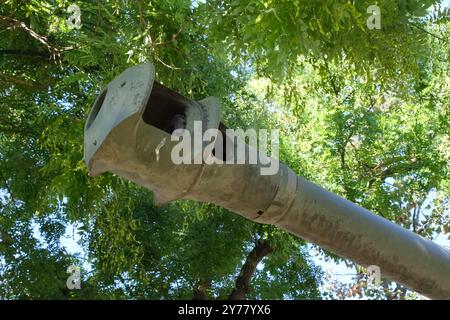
[142,82,189,134]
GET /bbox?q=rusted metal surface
[84,63,450,299]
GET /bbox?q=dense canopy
[0,0,449,299]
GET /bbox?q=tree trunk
[193,279,211,300]
[229,239,273,300]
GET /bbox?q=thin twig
[0,15,75,60]
[409,22,448,42]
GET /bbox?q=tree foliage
[0,0,448,299]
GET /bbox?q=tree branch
[0,15,74,59]
[0,73,50,90]
[193,279,211,300]
[0,49,50,58]
[228,239,272,300]
[409,22,448,43]
[322,58,340,98]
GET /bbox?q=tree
[0,0,448,299]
